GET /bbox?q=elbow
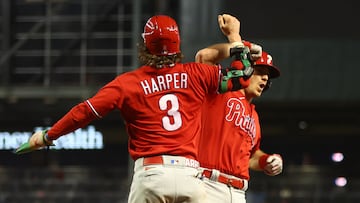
[195,49,206,63]
[195,48,217,65]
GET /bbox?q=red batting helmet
[253,51,280,78]
[142,15,180,56]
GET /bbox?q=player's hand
[243,41,262,61]
[263,154,283,176]
[14,130,54,154]
[249,42,262,61]
[218,14,241,42]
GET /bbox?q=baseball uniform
[197,50,282,203]
[47,62,221,203]
[198,91,261,203]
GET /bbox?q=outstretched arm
[14,102,96,154]
[14,80,121,154]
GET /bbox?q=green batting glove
[14,130,55,155]
[14,142,36,155]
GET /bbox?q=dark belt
[202,169,246,190]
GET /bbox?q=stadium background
[0,0,359,202]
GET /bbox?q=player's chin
[247,87,262,98]
[254,88,263,97]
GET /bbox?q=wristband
[42,130,55,146]
[258,154,270,170]
[242,40,252,48]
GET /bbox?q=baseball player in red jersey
[197,50,283,203]
[195,15,283,203]
[15,15,255,203]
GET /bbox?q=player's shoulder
[112,69,141,85]
[181,62,220,72]
[117,66,148,78]
[183,61,214,67]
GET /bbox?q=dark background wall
[222,0,359,39]
[180,0,360,101]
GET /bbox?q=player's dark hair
[137,42,183,68]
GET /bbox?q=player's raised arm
[196,14,263,65]
[195,14,255,92]
[195,14,242,65]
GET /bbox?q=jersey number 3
[159,94,182,131]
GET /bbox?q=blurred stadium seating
[0,166,129,203]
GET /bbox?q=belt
[202,169,248,191]
[136,155,200,169]
[143,156,164,165]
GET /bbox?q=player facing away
[15,15,255,203]
[196,48,283,203]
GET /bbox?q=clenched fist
[218,14,242,43]
[259,154,283,176]
[242,40,262,61]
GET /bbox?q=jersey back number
[159,94,182,131]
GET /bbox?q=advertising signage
[0,125,104,150]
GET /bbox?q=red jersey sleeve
[47,102,96,140]
[47,78,123,140]
[188,63,221,96]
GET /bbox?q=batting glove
[14,130,54,155]
[259,154,283,176]
[243,40,262,61]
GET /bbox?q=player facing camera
[252,51,281,92]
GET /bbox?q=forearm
[47,102,96,140]
[195,43,234,65]
[250,149,284,176]
[249,149,268,171]
[195,14,243,65]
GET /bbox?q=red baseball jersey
[48,63,221,160]
[198,91,261,180]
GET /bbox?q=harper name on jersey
[140,72,188,95]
